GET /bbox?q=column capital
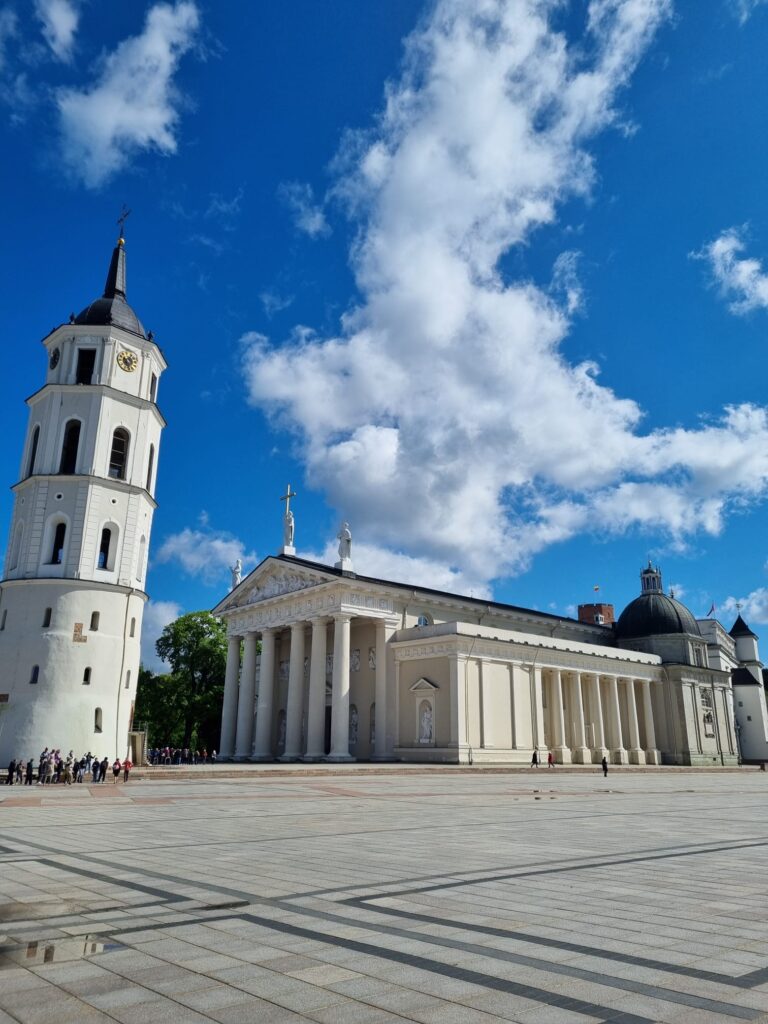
[333,611,353,624]
[227,633,243,643]
[309,615,330,627]
[259,626,277,637]
[289,620,306,634]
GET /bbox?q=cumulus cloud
[56,1,199,187]
[141,598,182,671]
[279,181,330,238]
[0,8,16,71]
[242,0,768,589]
[694,228,768,314]
[155,524,257,584]
[722,590,768,625]
[36,0,79,61]
[731,0,767,23]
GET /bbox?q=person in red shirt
[123,758,133,783]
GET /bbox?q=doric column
[607,675,628,764]
[624,678,645,764]
[641,679,660,764]
[570,672,591,763]
[251,627,277,761]
[327,613,354,761]
[234,633,258,760]
[280,622,306,761]
[591,674,607,757]
[218,635,241,760]
[303,618,328,761]
[373,619,397,760]
[531,665,546,753]
[551,669,571,764]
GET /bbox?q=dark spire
[103,238,127,299]
[729,614,758,640]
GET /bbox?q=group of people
[530,750,611,776]
[148,746,216,765]
[5,749,133,785]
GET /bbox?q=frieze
[237,570,323,606]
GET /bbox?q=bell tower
[0,229,166,763]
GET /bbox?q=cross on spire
[280,484,296,516]
[117,204,131,242]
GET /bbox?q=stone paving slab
[1,769,768,1022]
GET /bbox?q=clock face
[117,350,138,373]
[49,347,60,369]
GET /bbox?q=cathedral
[215,535,768,767]
[0,233,164,765]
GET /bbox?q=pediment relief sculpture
[410,677,439,692]
[238,569,325,606]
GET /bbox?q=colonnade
[219,614,396,762]
[544,668,659,764]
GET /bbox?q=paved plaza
[1,768,768,1024]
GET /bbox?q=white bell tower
[0,230,166,764]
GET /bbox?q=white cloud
[242,0,768,589]
[56,1,199,187]
[141,598,182,672]
[155,525,257,585]
[279,181,330,238]
[0,8,16,71]
[260,290,294,317]
[731,0,767,24]
[722,590,768,626]
[36,0,79,62]
[694,228,768,314]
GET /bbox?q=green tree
[136,611,228,749]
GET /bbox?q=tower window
[9,521,23,571]
[0,610,6,631]
[136,535,146,582]
[146,444,155,493]
[83,667,91,685]
[90,611,100,631]
[27,425,40,478]
[125,670,131,689]
[30,665,39,684]
[42,608,52,628]
[108,428,129,480]
[75,349,96,385]
[130,617,136,638]
[59,419,81,474]
[94,707,102,732]
[49,522,66,565]
[416,613,432,627]
[150,373,158,403]
[97,528,111,570]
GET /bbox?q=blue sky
[2,0,768,666]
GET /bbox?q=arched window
[83,667,91,685]
[90,611,100,631]
[27,425,40,478]
[136,535,146,582]
[146,444,155,493]
[130,617,136,638]
[98,528,112,570]
[108,428,129,480]
[94,707,102,732]
[9,521,23,571]
[700,689,715,738]
[149,373,158,403]
[30,665,39,684]
[125,670,131,690]
[416,613,432,627]
[59,419,81,474]
[0,610,6,631]
[42,608,52,628]
[49,522,66,565]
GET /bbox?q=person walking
[547,751,554,768]
[111,759,121,783]
[122,758,132,783]
[601,756,608,778]
[25,759,34,785]
[15,759,23,784]
[92,758,100,783]
[100,757,109,782]
[530,750,538,768]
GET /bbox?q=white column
[373,620,396,760]
[642,679,660,764]
[625,678,645,764]
[327,613,354,761]
[552,669,571,763]
[571,672,591,763]
[303,618,328,761]
[531,665,546,753]
[280,622,306,761]
[449,656,469,761]
[608,675,628,764]
[218,635,241,760]
[591,674,607,758]
[233,633,258,760]
[251,628,277,761]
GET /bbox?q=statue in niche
[303,655,309,677]
[419,701,433,744]
[230,559,242,589]
[326,654,333,677]
[283,509,295,548]
[350,648,360,672]
[368,647,376,670]
[370,703,376,746]
[277,711,286,754]
[337,522,352,561]
[349,705,359,746]
[279,660,289,683]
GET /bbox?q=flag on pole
[593,585,600,592]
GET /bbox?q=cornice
[11,473,158,510]
[25,383,167,427]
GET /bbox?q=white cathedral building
[0,233,164,765]
[215,525,768,768]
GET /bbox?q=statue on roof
[337,522,352,561]
[230,558,242,590]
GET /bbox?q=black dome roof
[615,592,701,640]
[73,239,146,339]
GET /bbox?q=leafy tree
[136,611,228,749]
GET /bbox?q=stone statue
[283,509,295,548]
[230,558,242,589]
[337,522,352,561]
[350,648,360,672]
[368,646,376,670]
[419,702,433,744]
[349,705,359,746]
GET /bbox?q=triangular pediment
[213,557,336,615]
[410,677,439,692]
